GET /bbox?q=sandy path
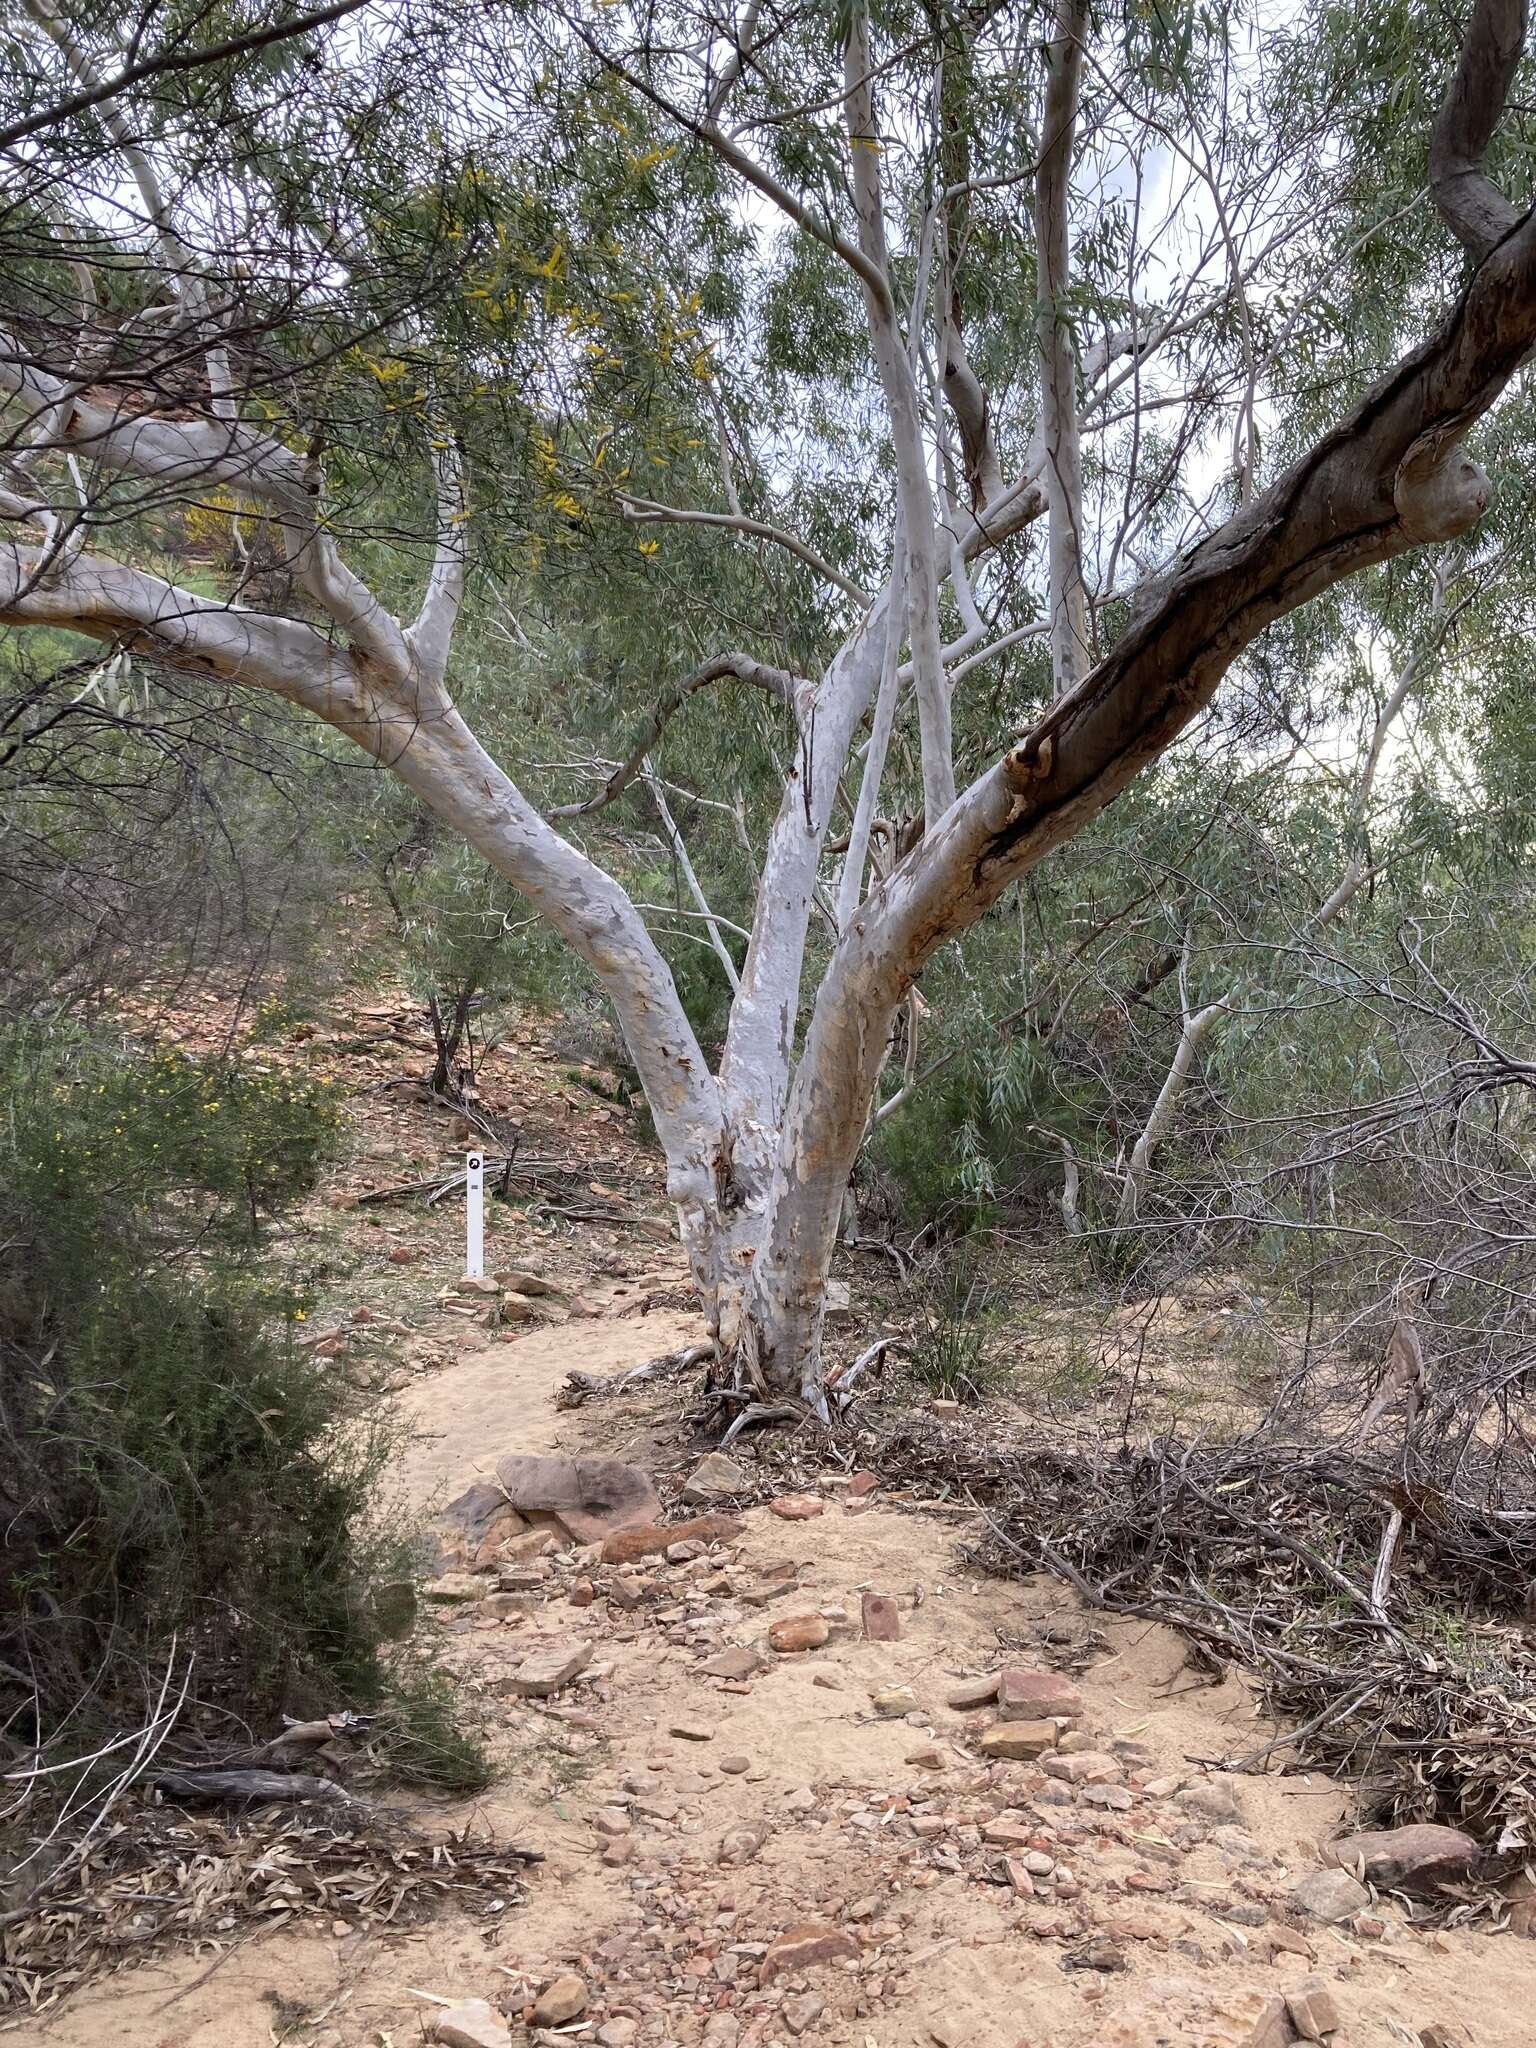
[30,1310,1536,2048]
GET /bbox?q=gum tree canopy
[4,0,1536,1409]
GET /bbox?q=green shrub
[0,1028,448,1765]
[905,1252,1013,1404]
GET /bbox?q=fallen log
[149,1768,349,1805]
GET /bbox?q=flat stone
[1043,1751,1120,1783]
[502,1637,593,1697]
[770,1613,830,1653]
[769,1493,825,1521]
[861,1593,901,1642]
[702,1646,768,1680]
[531,1974,588,2026]
[423,1573,483,1604]
[906,1744,947,1769]
[670,1722,713,1742]
[946,1672,1001,1710]
[491,1453,659,1544]
[1284,1975,1342,2038]
[1244,1995,1296,2048]
[824,1277,854,1324]
[719,1754,751,1774]
[1177,1778,1244,1820]
[1081,1784,1134,1811]
[1290,1867,1371,1923]
[478,1591,534,1621]
[429,1999,510,2048]
[982,1817,1034,1848]
[597,2022,638,2048]
[593,1806,631,1837]
[718,1822,768,1866]
[783,1992,825,2037]
[998,1667,1083,1721]
[683,1451,749,1503]
[601,1513,743,1564]
[872,1685,918,1716]
[1325,1823,1479,1892]
[498,1267,557,1296]
[758,1921,860,1984]
[979,1720,1057,1760]
[438,1482,531,1570]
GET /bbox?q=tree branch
[548,650,800,821]
[616,493,869,603]
[1430,0,1527,257]
[0,0,375,154]
[843,2,955,826]
[409,434,468,687]
[1034,0,1091,696]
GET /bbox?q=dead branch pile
[868,1416,1536,1883]
[0,1806,534,2026]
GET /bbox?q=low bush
[0,1029,466,1782]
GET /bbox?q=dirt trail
[35,1310,1536,2048]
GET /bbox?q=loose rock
[997,1667,1083,1721]
[502,1637,593,1698]
[702,1646,768,1680]
[861,1592,902,1641]
[1244,1996,1297,2048]
[601,1514,743,1564]
[1325,1823,1479,1892]
[683,1451,749,1503]
[770,1613,831,1653]
[784,1992,826,2037]
[872,1685,918,1716]
[1290,1867,1371,1923]
[946,1672,1001,1710]
[531,1974,589,2026]
[486,1454,660,1544]
[429,1999,510,2048]
[1284,1975,1341,2038]
[979,1720,1057,1760]
[758,1921,860,1983]
[769,1493,825,1521]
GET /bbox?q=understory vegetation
[0,1022,488,1851]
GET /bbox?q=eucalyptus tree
[4,0,1536,1413]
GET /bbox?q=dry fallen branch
[856,1409,1536,1907]
[0,1806,537,2025]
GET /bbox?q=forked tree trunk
[3,0,1531,1419]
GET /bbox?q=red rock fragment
[860,1593,901,1642]
[757,1922,859,1984]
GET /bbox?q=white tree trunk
[1034,0,1091,698]
[4,0,1530,1417]
[843,5,955,829]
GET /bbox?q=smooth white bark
[1034,0,1091,697]
[843,5,955,830]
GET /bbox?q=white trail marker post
[464,1150,485,1281]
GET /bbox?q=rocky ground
[25,995,1536,2048]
